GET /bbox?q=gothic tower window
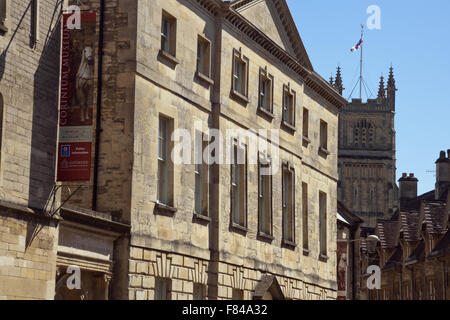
[354,126,359,146]
[369,125,375,145]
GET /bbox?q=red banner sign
[57,12,96,182]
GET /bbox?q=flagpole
[360,25,364,100]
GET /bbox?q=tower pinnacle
[334,66,344,95]
[387,65,397,108]
[377,75,386,101]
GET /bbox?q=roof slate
[423,201,447,234]
[400,210,421,242]
[377,220,399,249]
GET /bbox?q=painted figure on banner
[75,40,94,122]
[66,17,95,126]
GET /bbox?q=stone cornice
[195,0,347,109]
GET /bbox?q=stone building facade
[335,68,399,228]
[0,0,129,300]
[360,150,450,300]
[121,0,346,300]
[1,0,347,300]
[0,0,61,300]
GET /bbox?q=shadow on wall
[28,3,62,212]
[0,2,61,212]
[0,2,32,81]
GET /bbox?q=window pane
[319,192,327,255]
[232,144,246,226]
[161,18,170,52]
[197,41,202,73]
[320,121,328,149]
[158,118,169,204]
[303,109,309,137]
[302,182,308,249]
[234,59,244,94]
[155,278,170,300]
[193,284,205,300]
[232,289,244,300]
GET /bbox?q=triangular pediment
[231,0,313,70]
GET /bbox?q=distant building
[335,67,399,228]
[0,0,347,300]
[336,201,363,300]
[360,150,450,300]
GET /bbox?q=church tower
[337,66,399,228]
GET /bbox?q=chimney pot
[447,149,450,158]
[402,173,407,178]
[409,173,414,178]
[440,151,446,159]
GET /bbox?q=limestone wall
[0,204,58,300]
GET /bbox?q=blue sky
[287,0,450,194]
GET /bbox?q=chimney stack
[399,173,418,207]
[435,150,450,200]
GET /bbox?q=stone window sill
[193,212,211,223]
[0,23,8,34]
[319,254,329,263]
[302,136,311,146]
[303,248,310,256]
[230,222,249,234]
[257,232,275,243]
[257,107,275,120]
[230,89,249,105]
[158,49,180,66]
[195,71,214,86]
[318,147,330,157]
[282,239,297,250]
[281,121,296,133]
[154,202,177,216]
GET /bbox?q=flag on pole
[350,38,363,52]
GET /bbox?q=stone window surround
[155,115,177,216]
[31,0,40,45]
[257,153,274,242]
[230,139,248,233]
[281,161,296,249]
[159,10,180,66]
[302,107,311,146]
[231,48,249,104]
[302,182,309,256]
[193,130,210,222]
[257,67,274,119]
[319,119,330,157]
[195,34,214,86]
[319,190,328,262]
[281,84,296,133]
